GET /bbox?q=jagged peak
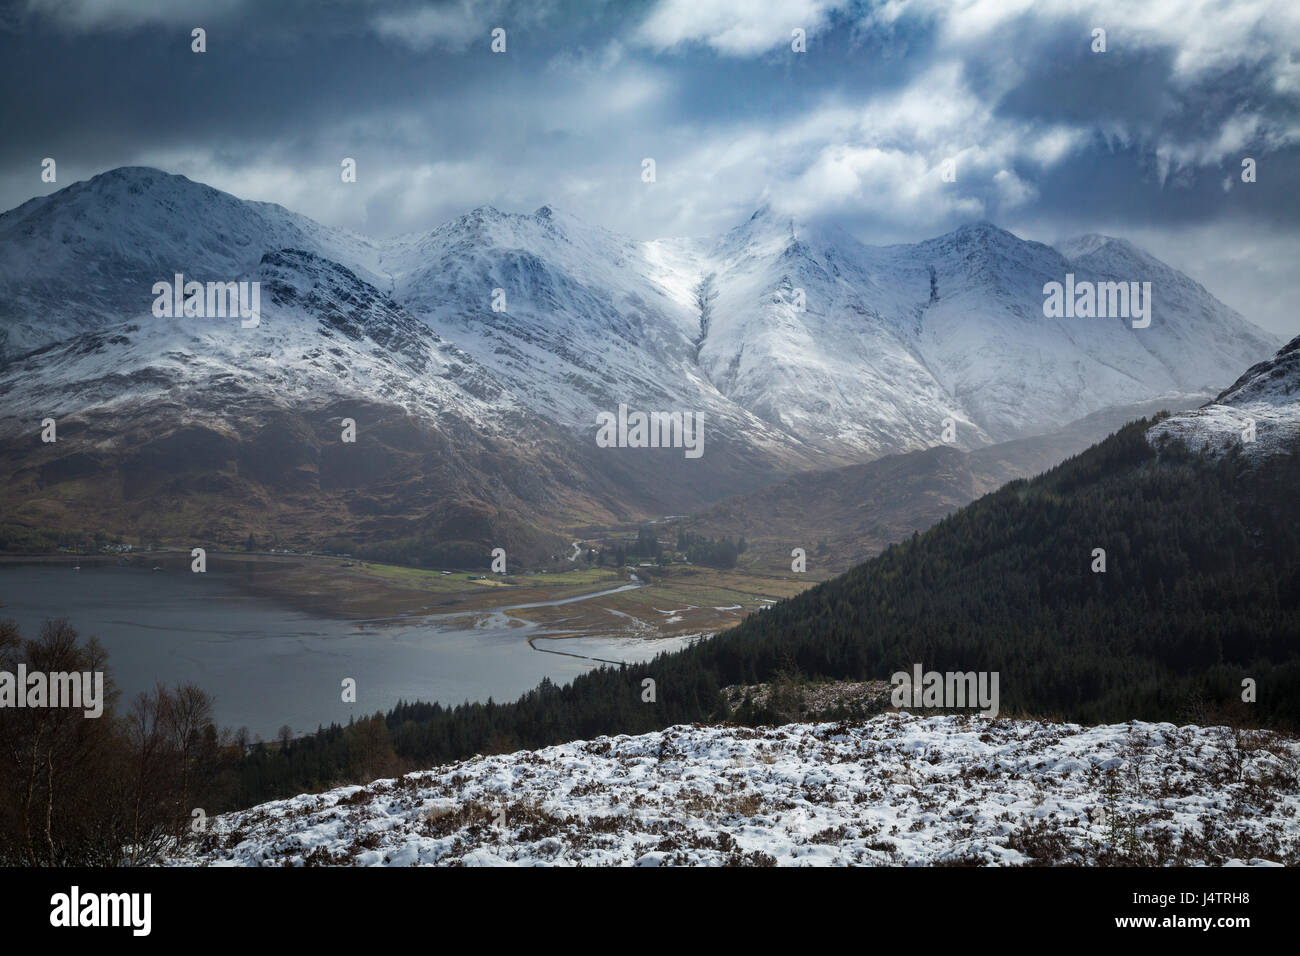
[718,201,799,246]
[944,220,1018,242]
[1056,233,1139,260]
[1214,332,1300,405]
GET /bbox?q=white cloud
[135,144,500,238]
[1026,127,1087,167]
[635,0,840,55]
[370,0,509,52]
[859,1,1300,190]
[691,62,1079,225]
[23,0,245,29]
[992,168,1035,208]
[780,145,984,222]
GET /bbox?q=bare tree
[0,619,119,866]
[164,683,214,839]
[124,686,175,864]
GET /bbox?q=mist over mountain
[0,168,1281,548]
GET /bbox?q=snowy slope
[0,167,1279,475]
[0,167,384,359]
[681,216,1277,451]
[367,203,1276,462]
[1059,234,1278,395]
[1148,333,1300,460]
[167,713,1300,867]
[0,248,515,428]
[684,208,989,454]
[374,203,818,469]
[0,246,656,548]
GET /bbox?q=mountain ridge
[0,167,1285,550]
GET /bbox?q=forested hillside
[226,416,1300,806]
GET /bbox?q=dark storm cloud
[1,0,1296,335]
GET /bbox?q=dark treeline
[7,417,1300,843]
[334,533,489,570]
[676,529,747,568]
[612,527,663,566]
[0,525,153,553]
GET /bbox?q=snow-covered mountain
[166,713,1300,867]
[1148,332,1300,460]
[0,167,384,359]
[370,200,1278,460]
[0,245,660,552]
[676,212,1278,451]
[372,202,815,471]
[2,248,508,426]
[0,167,1282,540]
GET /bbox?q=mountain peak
[0,167,1281,468]
[947,220,1016,242]
[90,165,181,181]
[717,201,798,249]
[911,221,1030,262]
[80,166,212,199]
[1056,233,1137,260]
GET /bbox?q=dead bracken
[173,712,1300,867]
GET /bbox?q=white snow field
[1149,333,1300,461]
[170,713,1299,867]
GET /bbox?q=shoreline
[0,550,808,640]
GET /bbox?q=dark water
[0,565,679,739]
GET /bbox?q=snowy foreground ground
[170,714,1300,866]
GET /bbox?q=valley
[0,542,816,639]
[4,0,1298,885]
[2,169,1297,863]
[0,169,1279,571]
